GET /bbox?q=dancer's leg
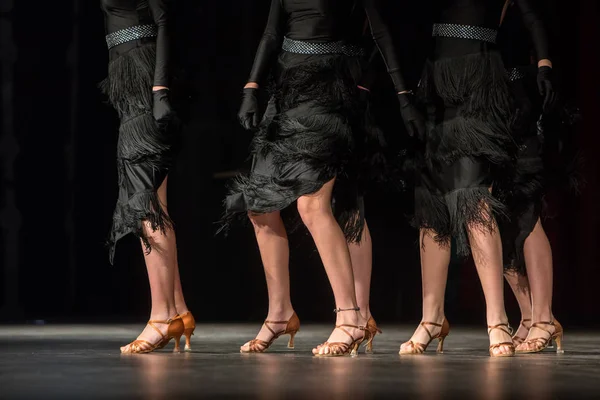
[241,211,294,351]
[121,177,179,352]
[517,218,556,350]
[467,201,513,356]
[348,222,373,318]
[400,229,450,352]
[296,179,366,355]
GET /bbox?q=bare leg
[467,204,513,356]
[295,179,365,355]
[517,218,556,351]
[121,177,179,352]
[240,211,294,352]
[400,229,450,353]
[504,270,532,341]
[348,222,372,318]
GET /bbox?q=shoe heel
[350,341,361,357]
[173,335,182,353]
[554,333,564,354]
[437,336,446,353]
[184,328,195,352]
[287,331,297,349]
[365,338,374,354]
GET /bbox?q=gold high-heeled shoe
[511,319,531,346]
[515,320,563,354]
[399,319,450,355]
[121,316,184,354]
[180,311,196,352]
[314,307,370,357]
[488,323,516,357]
[364,316,382,354]
[240,312,300,353]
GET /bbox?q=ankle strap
[334,307,360,313]
[488,323,511,336]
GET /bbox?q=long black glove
[398,93,425,140]
[238,88,260,131]
[537,66,556,112]
[152,89,173,123]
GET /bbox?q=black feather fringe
[100,43,174,264]
[222,54,366,242]
[414,51,516,257]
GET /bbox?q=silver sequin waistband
[507,67,528,82]
[105,24,158,49]
[282,37,365,57]
[432,23,498,44]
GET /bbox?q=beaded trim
[432,23,498,44]
[507,67,528,82]
[282,37,365,57]
[105,24,158,49]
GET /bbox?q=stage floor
[0,323,599,399]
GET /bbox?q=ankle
[421,306,445,323]
[149,308,177,321]
[267,304,294,318]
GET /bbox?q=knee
[297,197,331,229]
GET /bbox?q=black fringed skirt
[99,43,174,264]
[414,49,517,257]
[497,68,545,273]
[223,52,367,242]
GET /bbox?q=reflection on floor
[0,324,599,399]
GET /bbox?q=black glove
[238,88,260,131]
[398,93,425,140]
[357,86,370,104]
[152,89,173,123]
[537,66,556,113]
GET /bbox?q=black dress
[224,0,405,241]
[100,0,174,263]
[414,0,549,257]
[497,1,548,272]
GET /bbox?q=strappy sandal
[488,323,516,357]
[121,316,184,354]
[240,312,300,353]
[399,319,450,355]
[516,320,563,354]
[313,308,370,357]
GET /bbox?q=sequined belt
[507,67,528,82]
[282,37,365,57]
[432,23,498,44]
[105,24,158,49]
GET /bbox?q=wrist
[244,82,259,90]
[538,59,552,69]
[398,90,413,95]
[357,85,370,92]
[153,86,169,92]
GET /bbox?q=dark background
[0,1,598,327]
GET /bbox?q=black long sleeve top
[499,2,534,69]
[101,0,170,87]
[248,0,407,92]
[432,0,549,61]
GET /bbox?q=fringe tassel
[99,45,156,117]
[108,191,173,264]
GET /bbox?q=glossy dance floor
[1,324,599,399]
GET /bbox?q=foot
[312,310,367,356]
[488,323,515,357]
[512,319,531,346]
[399,316,446,354]
[515,321,556,353]
[120,314,176,354]
[240,309,295,353]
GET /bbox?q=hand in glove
[152,89,173,123]
[537,66,556,113]
[238,88,260,130]
[398,92,425,140]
